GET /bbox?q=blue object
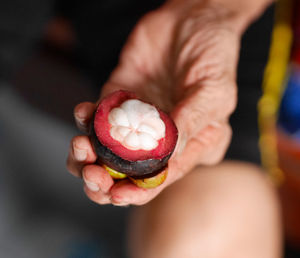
[278,66,300,138]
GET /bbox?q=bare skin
[67,0,273,206]
[66,0,282,256]
[128,162,282,258]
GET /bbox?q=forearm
[163,0,274,34]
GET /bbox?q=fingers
[83,173,163,206]
[82,165,115,205]
[82,165,114,194]
[82,168,164,206]
[84,185,111,205]
[66,135,97,177]
[110,180,163,206]
[171,17,239,140]
[74,102,96,133]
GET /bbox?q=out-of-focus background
[0,1,169,257]
[1,0,299,257]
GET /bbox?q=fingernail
[73,143,87,161]
[74,110,85,119]
[75,117,86,127]
[85,181,100,192]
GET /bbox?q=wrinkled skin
[67,1,247,205]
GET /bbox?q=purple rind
[90,121,173,178]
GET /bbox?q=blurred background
[0,0,299,257]
[0,1,167,257]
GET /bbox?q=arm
[67,0,273,205]
[166,0,273,32]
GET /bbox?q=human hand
[67,1,255,205]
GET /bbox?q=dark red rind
[91,123,172,177]
[93,91,178,161]
[90,90,178,177]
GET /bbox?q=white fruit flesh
[108,99,166,150]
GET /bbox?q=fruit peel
[130,169,168,189]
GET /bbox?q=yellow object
[129,169,168,189]
[258,0,293,184]
[103,164,168,188]
[103,165,127,179]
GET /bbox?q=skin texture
[67,0,273,205]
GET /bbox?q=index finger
[110,180,164,206]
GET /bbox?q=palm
[102,7,238,180]
[68,3,241,205]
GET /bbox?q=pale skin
[128,162,282,258]
[67,0,281,256]
[67,0,273,205]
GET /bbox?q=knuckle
[72,135,92,152]
[82,165,98,181]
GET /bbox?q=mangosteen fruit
[90,90,178,188]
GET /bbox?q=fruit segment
[108,99,166,151]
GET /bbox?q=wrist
[162,0,273,35]
[211,0,274,33]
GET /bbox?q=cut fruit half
[90,90,178,187]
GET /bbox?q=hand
[67,1,252,205]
